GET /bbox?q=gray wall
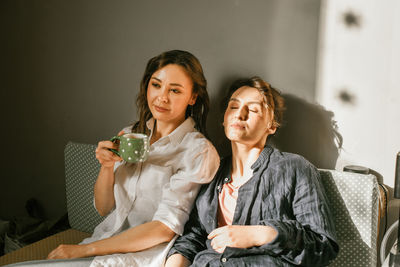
[0,0,322,220]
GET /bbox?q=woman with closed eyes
[166,76,339,267]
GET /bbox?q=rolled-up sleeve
[152,139,219,235]
[167,204,208,262]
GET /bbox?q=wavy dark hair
[223,76,285,130]
[132,50,209,136]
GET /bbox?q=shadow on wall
[207,77,238,158]
[271,94,343,169]
[208,89,343,169]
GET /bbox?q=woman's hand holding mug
[95,130,125,168]
[108,132,149,163]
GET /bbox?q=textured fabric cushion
[0,229,91,266]
[65,142,104,233]
[319,169,379,267]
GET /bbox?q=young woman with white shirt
[6,50,219,267]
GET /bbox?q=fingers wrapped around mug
[96,140,122,167]
[109,133,150,163]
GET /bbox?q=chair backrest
[64,142,104,233]
[319,169,379,267]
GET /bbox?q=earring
[190,105,194,117]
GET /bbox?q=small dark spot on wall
[343,10,361,28]
[338,89,356,105]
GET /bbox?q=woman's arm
[207,225,277,253]
[166,196,210,264]
[258,161,339,266]
[93,134,123,216]
[48,220,175,259]
[206,158,338,266]
[165,254,191,267]
[93,165,116,216]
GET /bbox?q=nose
[158,87,169,103]
[236,106,248,120]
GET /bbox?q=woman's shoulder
[181,131,217,151]
[267,149,320,186]
[269,147,316,170]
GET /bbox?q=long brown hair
[223,76,285,130]
[132,50,209,136]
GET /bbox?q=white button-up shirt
[82,117,219,266]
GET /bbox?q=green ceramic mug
[110,133,149,163]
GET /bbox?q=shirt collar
[251,145,273,171]
[219,146,273,186]
[146,117,196,146]
[220,156,233,185]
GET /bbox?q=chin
[152,112,169,120]
[226,133,244,143]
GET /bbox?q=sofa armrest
[0,229,91,265]
[319,169,379,267]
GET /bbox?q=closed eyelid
[248,104,260,110]
[228,102,239,108]
[230,98,263,106]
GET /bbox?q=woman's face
[147,64,197,127]
[223,86,276,147]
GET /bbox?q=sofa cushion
[64,142,104,233]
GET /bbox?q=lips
[154,105,169,112]
[230,122,246,129]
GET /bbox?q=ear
[266,124,277,135]
[189,93,198,106]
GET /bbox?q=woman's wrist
[82,243,98,257]
[97,165,115,187]
[100,164,115,172]
[252,225,278,246]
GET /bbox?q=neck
[230,142,264,183]
[150,117,186,144]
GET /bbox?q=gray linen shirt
[169,145,339,266]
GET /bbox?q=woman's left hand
[47,244,89,259]
[207,225,277,253]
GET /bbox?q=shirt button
[217,185,221,190]
[224,177,229,182]
[221,257,227,263]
